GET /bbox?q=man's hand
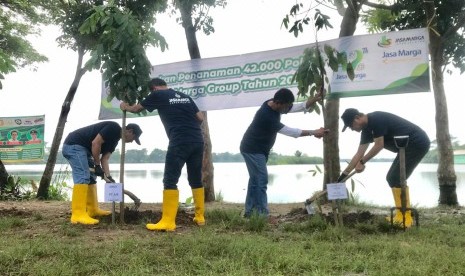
[119,102,127,111]
[355,162,366,173]
[337,172,349,182]
[307,91,323,106]
[106,175,116,183]
[94,165,104,177]
[312,127,329,138]
[314,90,323,102]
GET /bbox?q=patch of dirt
[1,200,465,236]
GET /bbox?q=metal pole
[112,201,116,224]
[120,113,126,224]
[394,136,410,229]
[399,146,407,227]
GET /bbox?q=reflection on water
[124,170,147,178]
[5,162,465,208]
[150,170,164,178]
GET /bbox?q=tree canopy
[79,1,168,106]
[0,0,58,89]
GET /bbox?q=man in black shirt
[120,78,204,231]
[338,108,430,227]
[63,121,142,225]
[240,88,327,218]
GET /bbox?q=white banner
[99,28,429,119]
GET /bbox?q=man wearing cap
[120,78,204,232]
[25,129,41,144]
[338,108,430,227]
[240,88,328,218]
[62,121,143,225]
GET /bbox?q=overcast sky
[1,0,464,160]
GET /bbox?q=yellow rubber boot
[87,184,111,217]
[387,187,413,228]
[192,187,205,226]
[71,184,99,225]
[147,189,179,231]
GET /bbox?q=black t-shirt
[141,88,203,146]
[64,121,121,154]
[360,111,430,152]
[240,100,284,156]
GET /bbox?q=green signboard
[0,115,45,163]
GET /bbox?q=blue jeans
[163,143,204,190]
[241,152,269,216]
[62,144,97,184]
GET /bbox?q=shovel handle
[341,171,357,182]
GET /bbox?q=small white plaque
[326,183,348,200]
[104,183,123,202]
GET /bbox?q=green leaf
[282,15,289,29]
[111,37,122,51]
[337,52,348,70]
[306,68,314,85]
[290,4,300,16]
[346,62,355,81]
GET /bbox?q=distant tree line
[34,148,323,164]
[27,140,465,165]
[105,149,325,164]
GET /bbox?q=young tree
[170,0,227,202]
[283,0,363,187]
[36,0,168,198]
[361,0,465,205]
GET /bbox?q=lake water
[5,162,465,208]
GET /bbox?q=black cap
[30,129,38,134]
[126,123,142,145]
[341,108,360,132]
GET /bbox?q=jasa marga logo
[395,35,425,44]
[377,35,392,48]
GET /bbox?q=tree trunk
[323,0,360,188]
[179,3,215,202]
[424,2,458,205]
[323,99,341,185]
[36,48,86,199]
[0,160,8,192]
[200,112,215,201]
